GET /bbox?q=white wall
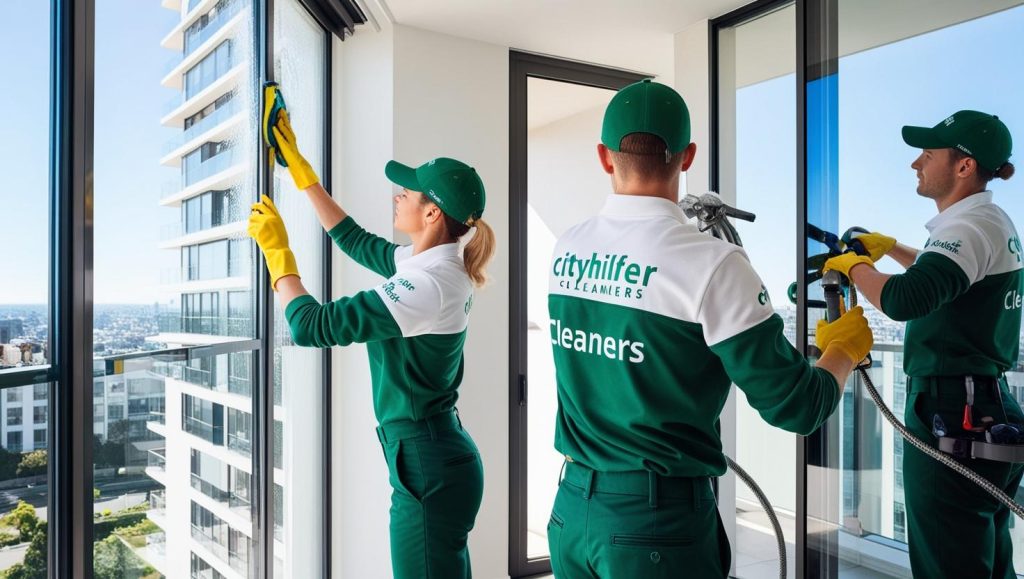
[674,19,712,199]
[528,105,611,239]
[331,22,398,579]
[331,19,510,579]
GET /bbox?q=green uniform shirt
[548,195,840,477]
[880,191,1023,377]
[284,217,475,424]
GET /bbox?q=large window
[508,52,647,577]
[804,2,1024,577]
[714,4,797,577]
[268,2,329,574]
[0,5,51,570]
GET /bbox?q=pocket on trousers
[442,452,479,468]
[606,534,697,579]
[387,440,423,502]
[547,512,565,577]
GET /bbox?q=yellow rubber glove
[822,252,874,278]
[816,306,874,365]
[271,109,320,190]
[248,195,299,290]
[852,232,896,262]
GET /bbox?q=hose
[856,365,1024,519]
[679,195,786,578]
[726,455,787,579]
[846,285,1024,519]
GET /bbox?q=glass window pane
[0,2,51,573]
[0,383,51,576]
[94,0,258,576]
[524,78,618,559]
[809,3,1024,577]
[272,1,327,575]
[0,0,51,370]
[716,5,797,577]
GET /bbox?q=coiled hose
[847,286,1024,519]
[726,455,787,579]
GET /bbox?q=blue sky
[1,0,179,305]
[737,4,1024,307]
[2,3,1023,305]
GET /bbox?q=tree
[0,501,39,542]
[0,521,47,579]
[16,450,47,477]
[0,447,20,480]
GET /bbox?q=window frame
[13,1,353,577]
[506,50,648,578]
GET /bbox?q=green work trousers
[904,376,1024,579]
[378,410,484,579]
[548,461,730,579]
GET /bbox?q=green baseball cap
[385,157,486,224]
[902,110,1013,172]
[601,79,691,154]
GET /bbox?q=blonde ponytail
[463,218,496,287]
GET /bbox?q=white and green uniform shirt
[548,195,840,477]
[880,191,1023,377]
[285,217,474,425]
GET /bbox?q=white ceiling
[376,0,753,81]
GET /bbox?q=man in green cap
[545,79,874,577]
[823,110,1019,578]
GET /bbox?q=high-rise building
[0,320,24,344]
[145,0,259,576]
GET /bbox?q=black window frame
[507,50,648,578]
[709,0,836,576]
[0,6,346,575]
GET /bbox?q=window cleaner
[794,225,1024,518]
[680,191,787,579]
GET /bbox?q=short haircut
[609,132,686,182]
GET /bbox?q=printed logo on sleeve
[1005,290,1023,311]
[758,285,770,306]
[464,295,474,314]
[927,238,962,255]
[1008,236,1021,263]
[552,252,658,300]
[381,278,416,303]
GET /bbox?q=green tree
[16,450,47,477]
[0,501,39,542]
[0,520,47,579]
[0,447,20,480]
[93,533,150,579]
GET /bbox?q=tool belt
[911,375,1024,463]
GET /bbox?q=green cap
[385,157,486,224]
[902,110,1013,172]
[601,79,691,154]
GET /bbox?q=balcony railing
[163,97,240,156]
[158,314,250,338]
[148,448,166,472]
[183,148,238,188]
[227,432,251,457]
[185,51,238,100]
[190,525,248,575]
[184,1,243,57]
[148,410,166,425]
[149,489,167,517]
[191,472,231,502]
[184,415,224,445]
